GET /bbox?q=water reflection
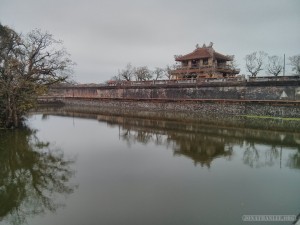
[38,107,300,170]
[243,143,276,168]
[171,133,233,167]
[287,151,300,168]
[0,128,77,225]
[114,116,300,169]
[117,122,234,167]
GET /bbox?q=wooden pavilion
[172,43,240,79]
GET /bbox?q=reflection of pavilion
[172,134,233,168]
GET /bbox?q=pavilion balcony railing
[175,64,237,70]
[173,67,240,76]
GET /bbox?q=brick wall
[48,81,300,101]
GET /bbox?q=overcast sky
[1,0,299,83]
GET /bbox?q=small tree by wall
[245,51,267,77]
[153,67,164,80]
[118,63,134,81]
[134,66,152,81]
[165,65,177,80]
[267,55,283,76]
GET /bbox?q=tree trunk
[5,94,19,128]
[5,95,13,128]
[12,103,19,128]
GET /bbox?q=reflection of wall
[96,113,298,167]
[114,116,300,169]
[36,106,300,147]
[36,106,300,169]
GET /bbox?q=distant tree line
[108,63,175,83]
[245,51,300,77]
[112,52,300,83]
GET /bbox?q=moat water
[0,109,300,225]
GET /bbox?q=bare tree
[289,55,300,75]
[153,67,164,80]
[0,24,74,128]
[245,51,267,77]
[110,75,120,81]
[165,64,176,80]
[267,55,283,76]
[134,66,152,81]
[118,63,133,81]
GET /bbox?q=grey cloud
[0,0,299,83]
